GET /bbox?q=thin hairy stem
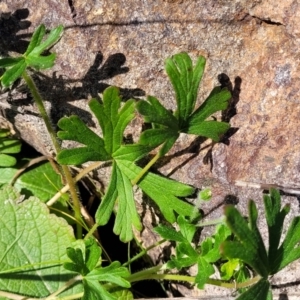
[22,70,82,238]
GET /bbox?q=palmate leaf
[0,24,63,87]
[115,159,196,224]
[64,240,129,300]
[58,87,151,241]
[221,204,269,278]
[222,189,300,300]
[136,52,231,154]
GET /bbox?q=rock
[1,0,300,297]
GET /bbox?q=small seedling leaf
[1,59,26,87]
[177,215,196,243]
[0,153,16,167]
[25,53,56,69]
[195,256,215,289]
[154,225,186,243]
[0,57,23,68]
[24,24,46,56]
[29,25,64,56]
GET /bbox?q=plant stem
[131,151,161,185]
[123,239,166,267]
[128,268,261,289]
[44,275,82,300]
[22,70,82,238]
[196,216,225,227]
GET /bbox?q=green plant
[0,127,21,167]
[0,24,299,300]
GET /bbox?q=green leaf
[14,161,68,202]
[186,120,230,141]
[0,185,82,298]
[96,162,142,242]
[57,115,110,164]
[24,24,46,56]
[116,159,196,223]
[29,25,64,56]
[83,279,115,300]
[89,88,136,154]
[220,259,239,280]
[154,225,186,243]
[187,87,231,123]
[1,59,26,87]
[202,224,231,263]
[136,96,178,128]
[85,238,102,272]
[112,144,153,161]
[0,57,23,68]
[139,127,179,149]
[195,256,215,289]
[25,53,56,69]
[96,162,118,226]
[263,189,290,271]
[86,262,130,288]
[110,288,133,300]
[0,137,21,154]
[274,216,300,273]
[113,164,142,242]
[236,279,270,300]
[165,53,206,124]
[138,52,230,147]
[222,205,269,277]
[0,153,16,167]
[177,215,196,243]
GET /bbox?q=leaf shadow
[1,10,145,130]
[0,8,31,56]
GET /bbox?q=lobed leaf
[57,115,110,164]
[263,189,290,270]
[0,57,23,68]
[274,217,300,273]
[136,96,178,128]
[154,225,186,243]
[89,87,135,155]
[195,257,215,289]
[116,159,196,223]
[222,205,269,277]
[96,162,141,242]
[29,25,64,56]
[24,24,46,56]
[185,120,230,142]
[165,53,206,124]
[177,215,196,243]
[1,59,26,87]
[113,164,142,242]
[187,87,231,123]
